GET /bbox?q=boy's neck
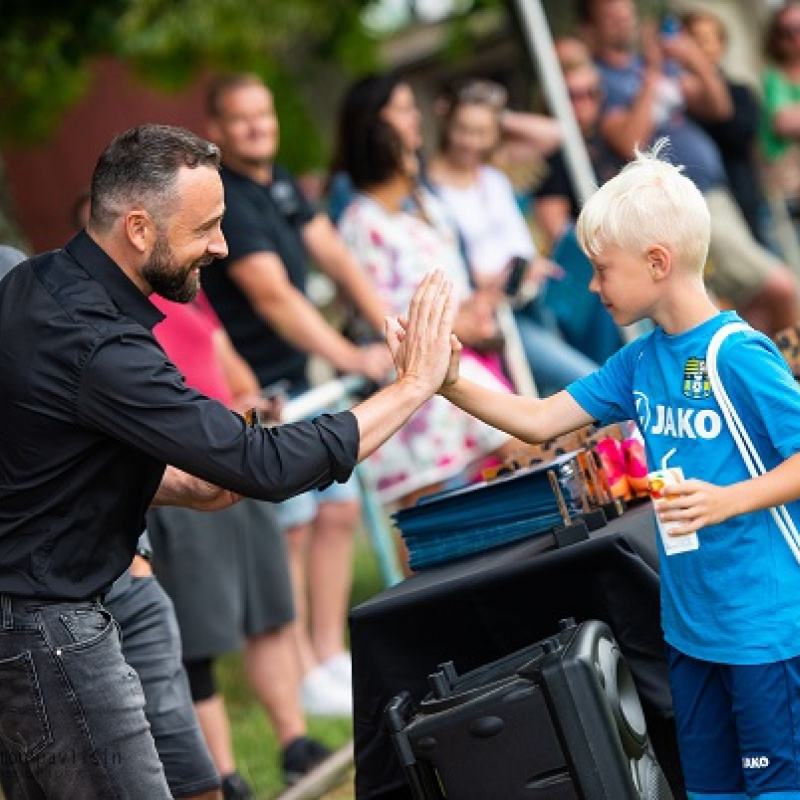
[654,290,720,336]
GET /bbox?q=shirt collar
[65,230,165,330]
[221,162,274,187]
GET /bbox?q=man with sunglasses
[577,0,800,338]
[534,39,624,246]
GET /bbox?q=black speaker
[385,619,673,800]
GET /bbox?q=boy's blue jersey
[568,311,800,663]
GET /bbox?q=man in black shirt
[0,124,456,798]
[202,74,393,725]
[202,78,390,392]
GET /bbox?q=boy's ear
[646,245,671,281]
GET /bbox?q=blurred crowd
[5,1,800,798]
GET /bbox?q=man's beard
[143,233,209,303]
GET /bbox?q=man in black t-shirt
[202,80,390,392]
[200,73,394,783]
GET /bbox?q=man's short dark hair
[206,73,266,119]
[90,124,221,231]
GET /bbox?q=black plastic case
[385,619,673,800]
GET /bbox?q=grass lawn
[215,526,388,799]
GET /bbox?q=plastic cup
[647,467,699,555]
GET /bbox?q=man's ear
[206,118,222,146]
[124,209,154,255]
[647,244,671,281]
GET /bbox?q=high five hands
[384,270,462,394]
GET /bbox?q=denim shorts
[106,573,220,797]
[275,474,360,531]
[0,594,171,799]
[668,644,800,796]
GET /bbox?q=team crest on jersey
[683,357,710,399]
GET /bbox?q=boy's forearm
[440,378,591,444]
[724,452,800,519]
[441,377,533,440]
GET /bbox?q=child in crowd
[426,141,800,800]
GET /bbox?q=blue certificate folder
[394,453,586,570]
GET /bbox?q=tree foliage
[0,0,378,170]
[0,0,517,173]
[1,0,129,143]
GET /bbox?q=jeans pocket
[58,607,115,651]
[0,650,53,761]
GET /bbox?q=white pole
[511,0,598,206]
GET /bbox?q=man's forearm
[351,377,431,461]
[336,263,390,334]
[306,216,389,333]
[683,68,732,122]
[603,77,659,159]
[773,105,800,140]
[256,285,362,372]
[152,466,243,511]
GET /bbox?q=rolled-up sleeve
[76,331,359,501]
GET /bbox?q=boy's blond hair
[576,139,710,274]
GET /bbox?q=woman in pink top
[148,292,336,792]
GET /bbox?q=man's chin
[156,274,200,304]
[185,273,201,300]
[237,151,275,167]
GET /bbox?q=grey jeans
[106,573,219,797]
[0,595,171,799]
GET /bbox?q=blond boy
[423,142,800,800]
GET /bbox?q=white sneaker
[321,651,352,686]
[301,665,353,717]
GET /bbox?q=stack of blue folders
[394,453,584,571]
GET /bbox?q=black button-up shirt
[0,231,359,600]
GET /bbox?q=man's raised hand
[385,270,458,394]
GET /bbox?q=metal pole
[510,0,598,206]
[355,465,404,587]
[496,300,538,397]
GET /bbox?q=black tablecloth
[350,503,686,799]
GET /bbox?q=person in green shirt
[761,1,800,211]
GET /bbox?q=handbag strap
[706,322,800,566]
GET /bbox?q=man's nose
[209,229,228,259]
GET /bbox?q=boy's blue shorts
[667,645,800,796]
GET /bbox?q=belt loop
[1,595,12,629]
